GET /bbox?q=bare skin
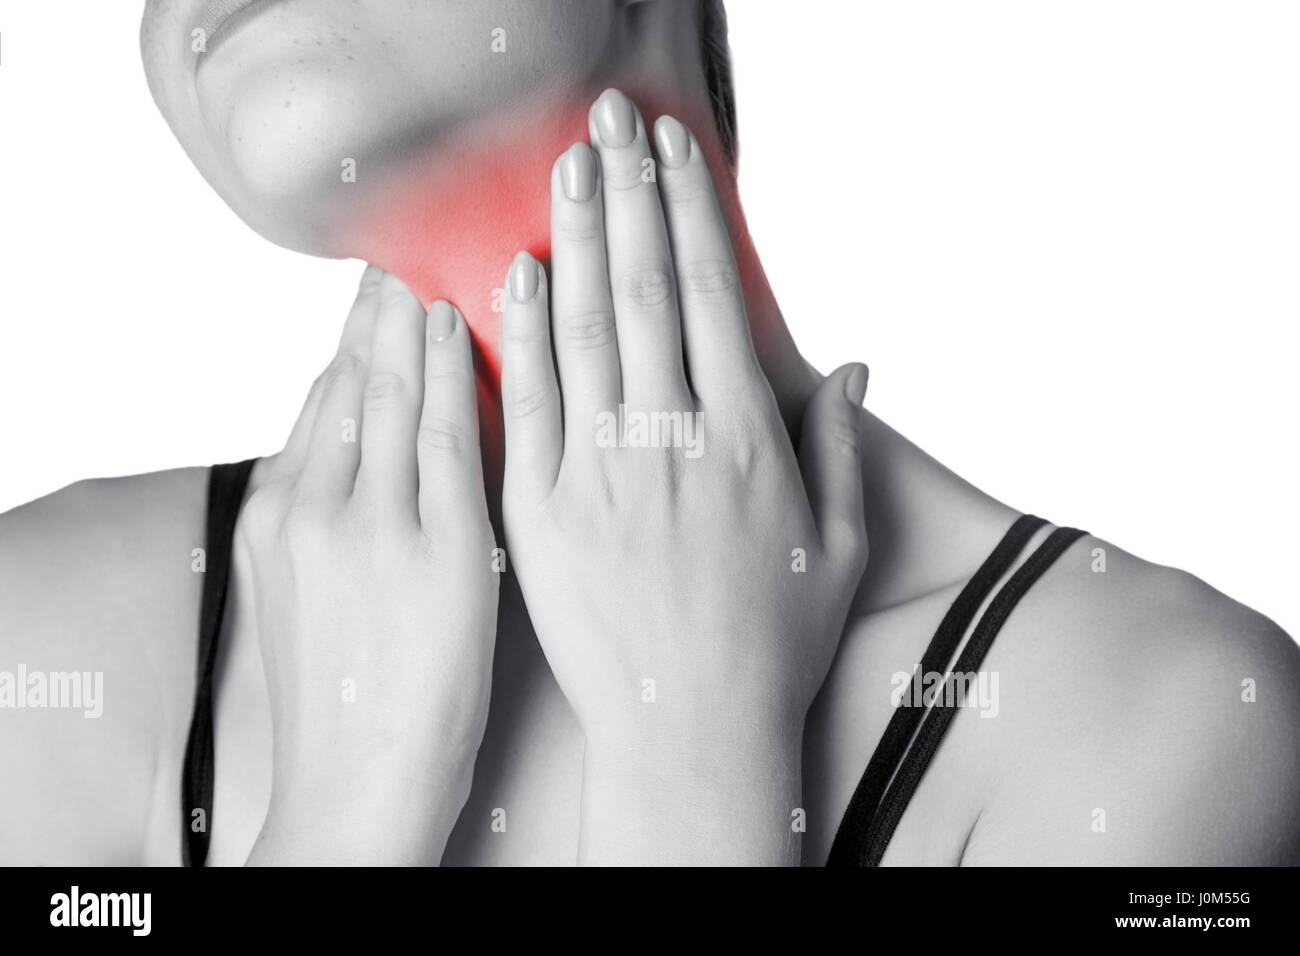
[3,373,1296,864]
[3,2,1298,865]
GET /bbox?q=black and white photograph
[0,0,1296,916]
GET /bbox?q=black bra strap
[855,525,1086,866]
[181,458,258,867]
[826,514,1048,866]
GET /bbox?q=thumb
[798,363,869,567]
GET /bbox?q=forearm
[579,719,805,866]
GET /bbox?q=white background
[0,1,1295,637]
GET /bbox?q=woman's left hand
[499,90,869,864]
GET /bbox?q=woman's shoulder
[0,465,213,635]
[962,532,1300,863]
[1015,532,1297,714]
[0,465,217,863]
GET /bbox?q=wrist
[249,753,476,865]
[579,713,806,866]
[584,687,805,758]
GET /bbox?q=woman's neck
[343,93,1015,616]
[346,88,811,410]
[346,94,583,381]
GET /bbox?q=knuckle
[724,410,773,478]
[602,159,652,193]
[553,216,605,246]
[356,266,385,297]
[662,175,711,209]
[827,516,870,565]
[558,309,618,349]
[503,315,549,346]
[680,258,740,298]
[241,485,287,537]
[418,417,469,454]
[363,370,411,410]
[510,384,557,419]
[280,499,331,549]
[827,417,861,457]
[377,272,416,309]
[617,265,675,312]
[424,357,470,384]
[322,351,365,388]
[415,525,445,563]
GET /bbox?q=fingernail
[654,116,690,169]
[427,300,457,342]
[845,364,870,406]
[562,144,596,201]
[594,89,636,147]
[510,252,539,302]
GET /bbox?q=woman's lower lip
[194,0,280,65]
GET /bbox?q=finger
[417,301,488,531]
[798,364,870,565]
[588,88,691,412]
[353,271,427,517]
[551,142,622,443]
[276,265,383,481]
[652,115,761,403]
[501,252,562,499]
[299,347,368,505]
[271,373,328,487]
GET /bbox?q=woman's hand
[238,268,498,864]
[500,90,869,864]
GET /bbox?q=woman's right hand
[237,267,499,864]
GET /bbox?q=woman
[1,0,1297,865]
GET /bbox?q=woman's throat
[347,101,595,385]
[343,94,785,412]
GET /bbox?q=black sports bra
[181,458,1085,866]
